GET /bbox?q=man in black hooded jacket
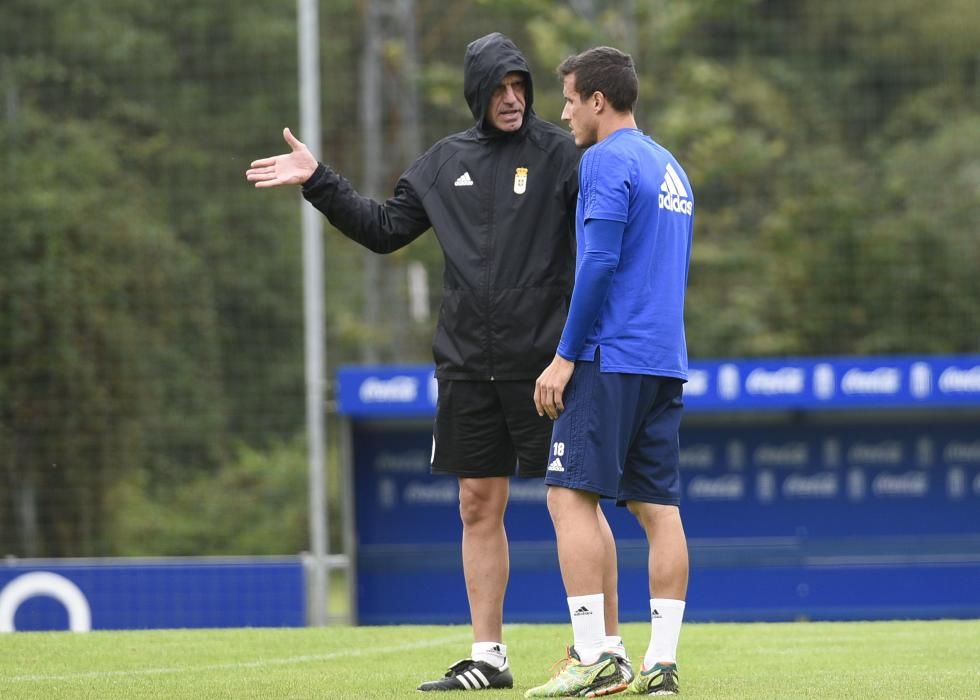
[246,32,626,691]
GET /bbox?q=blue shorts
[545,356,685,506]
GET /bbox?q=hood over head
[463,33,534,132]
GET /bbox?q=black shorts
[431,379,552,478]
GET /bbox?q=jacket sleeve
[562,155,579,217]
[561,147,581,251]
[301,163,431,254]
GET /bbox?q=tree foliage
[0,0,976,556]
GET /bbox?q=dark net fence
[1,0,977,558]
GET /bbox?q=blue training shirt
[556,128,694,380]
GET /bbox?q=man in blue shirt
[527,46,694,698]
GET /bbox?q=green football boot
[524,647,629,697]
[624,662,679,695]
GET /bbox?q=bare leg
[459,476,510,643]
[626,502,688,599]
[596,503,619,637]
[547,486,623,668]
[547,486,606,595]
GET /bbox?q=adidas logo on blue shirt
[658,163,693,215]
[548,457,564,472]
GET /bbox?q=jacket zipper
[485,150,499,381]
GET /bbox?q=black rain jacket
[302,32,580,380]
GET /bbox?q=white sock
[605,634,627,658]
[568,593,606,664]
[472,641,507,668]
[644,598,685,668]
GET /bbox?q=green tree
[2,0,978,558]
[0,110,223,556]
[109,438,308,555]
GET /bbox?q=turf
[1,619,977,698]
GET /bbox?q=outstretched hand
[245,127,318,188]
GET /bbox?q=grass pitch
[1,619,978,698]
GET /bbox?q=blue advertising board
[338,355,980,416]
[0,557,305,632]
[340,356,980,624]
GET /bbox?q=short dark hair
[557,46,638,113]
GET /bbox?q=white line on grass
[4,632,471,683]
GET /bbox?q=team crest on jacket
[514,167,528,194]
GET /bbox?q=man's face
[486,72,526,132]
[561,74,597,147]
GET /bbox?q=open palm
[245,127,318,188]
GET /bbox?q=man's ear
[591,91,605,113]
